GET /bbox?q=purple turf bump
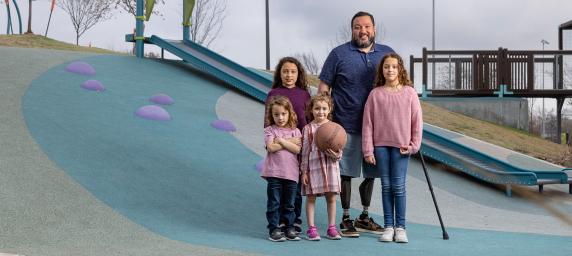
[150,94,173,105]
[211,119,236,132]
[135,105,171,121]
[81,80,105,91]
[65,62,95,75]
[254,159,264,172]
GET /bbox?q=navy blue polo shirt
[319,41,394,133]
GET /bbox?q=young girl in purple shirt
[262,96,302,242]
[264,57,312,235]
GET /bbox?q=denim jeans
[374,146,410,228]
[266,177,297,233]
[279,174,303,226]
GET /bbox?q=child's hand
[324,149,341,160]
[301,173,309,187]
[400,145,410,155]
[273,137,284,145]
[287,136,301,146]
[365,156,376,165]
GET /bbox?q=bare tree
[145,51,160,58]
[114,0,165,19]
[563,62,572,107]
[26,0,33,34]
[531,105,543,136]
[325,20,387,54]
[57,0,115,45]
[293,51,320,75]
[172,0,229,52]
[528,98,537,132]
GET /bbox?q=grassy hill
[3,34,570,168]
[0,34,131,55]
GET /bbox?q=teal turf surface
[21,55,572,255]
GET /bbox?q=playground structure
[410,19,572,144]
[3,0,22,34]
[127,0,271,101]
[127,1,572,198]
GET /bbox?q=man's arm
[318,80,331,95]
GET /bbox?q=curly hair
[374,53,413,89]
[265,96,298,129]
[271,57,310,93]
[305,93,334,122]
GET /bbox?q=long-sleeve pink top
[362,86,423,156]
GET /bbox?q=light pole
[432,0,435,89]
[541,39,549,139]
[265,0,270,70]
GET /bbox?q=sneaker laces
[344,218,355,229]
[328,226,340,236]
[286,230,297,237]
[307,227,319,237]
[368,217,382,229]
[395,227,406,237]
[382,226,394,237]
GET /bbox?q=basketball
[314,122,347,152]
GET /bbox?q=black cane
[45,0,55,37]
[418,151,449,239]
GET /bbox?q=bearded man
[318,11,394,237]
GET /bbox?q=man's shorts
[339,132,379,178]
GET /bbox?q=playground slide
[136,34,571,197]
[147,35,272,102]
[421,129,572,196]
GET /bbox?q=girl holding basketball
[362,53,422,243]
[264,57,312,235]
[262,95,302,242]
[299,93,342,241]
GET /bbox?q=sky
[2,0,572,110]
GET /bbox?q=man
[318,11,394,237]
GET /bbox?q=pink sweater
[362,86,423,156]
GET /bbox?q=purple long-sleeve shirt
[264,85,312,132]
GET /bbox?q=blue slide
[129,34,572,197]
[127,34,271,102]
[421,129,572,196]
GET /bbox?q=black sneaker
[284,230,301,241]
[354,216,384,234]
[339,218,359,237]
[293,223,303,234]
[269,229,286,242]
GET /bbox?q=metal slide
[421,129,572,197]
[130,34,571,197]
[146,35,272,102]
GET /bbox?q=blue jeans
[374,146,410,228]
[279,174,302,226]
[266,177,297,233]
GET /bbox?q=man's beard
[352,32,375,48]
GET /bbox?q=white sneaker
[379,226,394,242]
[395,227,408,243]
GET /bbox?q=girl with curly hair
[264,57,312,236]
[262,96,302,242]
[362,53,423,243]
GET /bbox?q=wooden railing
[410,48,572,97]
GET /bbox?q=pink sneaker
[305,226,321,241]
[327,225,341,240]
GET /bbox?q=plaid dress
[300,122,342,197]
